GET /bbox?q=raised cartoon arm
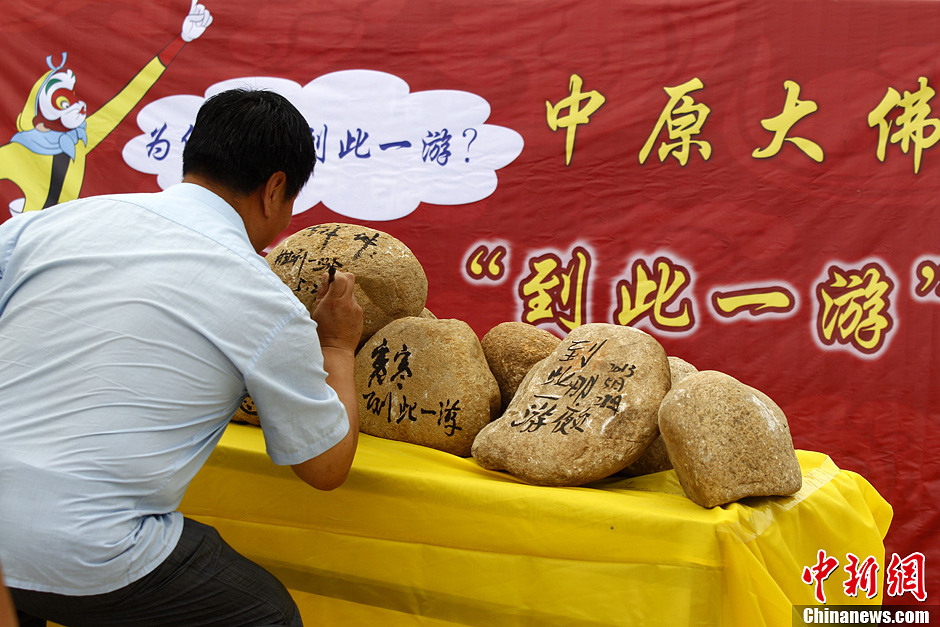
[83,2,213,149]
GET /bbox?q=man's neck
[181,174,269,253]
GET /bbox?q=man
[0,89,363,626]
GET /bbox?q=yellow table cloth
[179,424,892,626]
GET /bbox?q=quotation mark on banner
[914,259,940,298]
[466,244,507,281]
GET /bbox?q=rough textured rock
[618,436,671,477]
[481,322,561,413]
[267,223,428,346]
[471,323,671,486]
[668,356,699,384]
[658,370,802,508]
[355,317,500,456]
[620,355,699,476]
[231,395,260,426]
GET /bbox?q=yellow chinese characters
[519,247,591,332]
[712,286,795,317]
[614,257,694,331]
[869,76,940,174]
[546,74,606,166]
[752,81,824,162]
[640,78,711,166]
[816,262,894,355]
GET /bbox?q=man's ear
[260,171,288,217]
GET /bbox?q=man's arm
[291,271,363,491]
[0,561,16,627]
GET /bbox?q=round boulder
[267,223,428,346]
[472,323,671,486]
[481,321,561,413]
[658,370,802,508]
[355,317,500,456]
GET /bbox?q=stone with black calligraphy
[658,370,802,508]
[618,355,698,476]
[266,223,428,346]
[471,323,671,486]
[354,316,500,456]
[481,321,561,413]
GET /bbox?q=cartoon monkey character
[0,2,212,215]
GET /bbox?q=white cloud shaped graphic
[122,71,524,221]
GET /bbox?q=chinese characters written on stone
[361,340,464,437]
[270,248,340,295]
[268,224,384,297]
[510,338,636,436]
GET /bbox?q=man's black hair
[182,89,316,199]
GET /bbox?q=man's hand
[312,270,363,353]
[181,0,213,42]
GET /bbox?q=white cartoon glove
[181,0,213,42]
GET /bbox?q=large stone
[471,323,671,486]
[355,317,500,456]
[658,370,802,508]
[481,322,561,413]
[267,223,428,346]
[619,355,699,476]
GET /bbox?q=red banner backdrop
[2,0,937,605]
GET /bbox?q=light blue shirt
[0,184,348,595]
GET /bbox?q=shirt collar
[163,183,248,235]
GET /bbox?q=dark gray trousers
[11,518,302,627]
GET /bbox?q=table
[179,424,892,626]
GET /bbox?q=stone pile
[234,222,804,509]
